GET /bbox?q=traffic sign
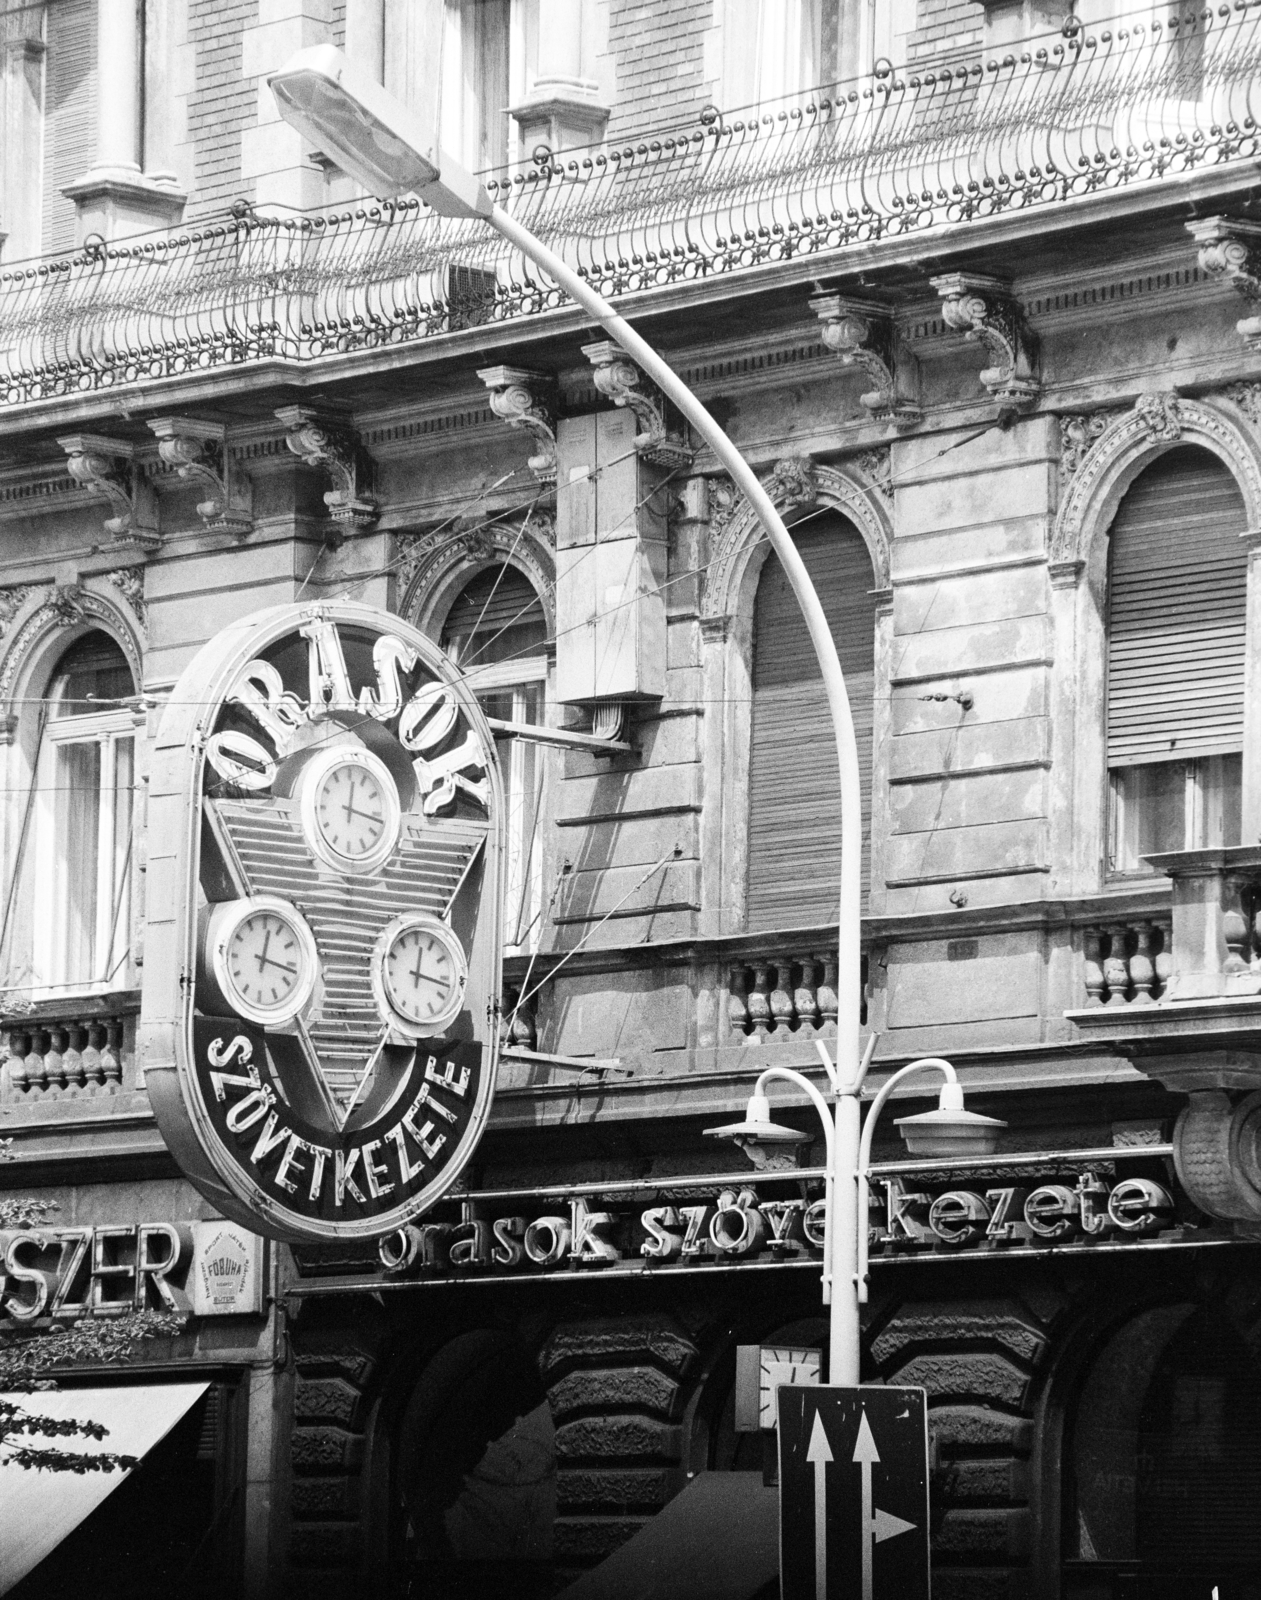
[778,1385,930,1600]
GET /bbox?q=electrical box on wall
[554,408,668,706]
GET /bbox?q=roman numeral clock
[142,602,504,1242]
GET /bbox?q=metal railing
[2,4,1259,407]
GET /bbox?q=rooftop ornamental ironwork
[1,3,1259,408]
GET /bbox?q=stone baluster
[1083,927,1106,1005]
[1224,885,1252,975]
[1103,924,1131,1006]
[101,1021,123,1089]
[1154,919,1172,999]
[728,966,751,1039]
[83,1022,105,1087]
[6,1029,29,1093]
[26,1030,47,1092]
[816,953,838,1036]
[510,995,537,1050]
[63,1024,86,1089]
[1130,923,1157,1005]
[768,962,795,1035]
[794,955,821,1034]
[45,1026,69,1092]
[746,962,773,1043]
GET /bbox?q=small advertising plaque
[190,1221,265,1316]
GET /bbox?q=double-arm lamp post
[268,44,1004,1385]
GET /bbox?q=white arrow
[806,1410,832,1600]
[853,1409,918,1600]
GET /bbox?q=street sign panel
[778,1385,930,1600]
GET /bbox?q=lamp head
[893,1079,1006,1158]
[267,46,491,218]
[704,1090,811,1146]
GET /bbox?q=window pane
[1112,762,1186,870]
[1201,752,1242,849]
[108,736,135,982]
[49,633,134,719]
[54,739,101,984]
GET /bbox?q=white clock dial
[372,914,468,1039]
[758,1344,822,1429]
[203,895,319,1028]
[298,745,401,875]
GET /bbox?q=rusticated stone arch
[1051,391,1261,572]
[700,457,893,627]
[540,1313,699,1568]
[399,512,557,640]
[867,1291,1063,1600]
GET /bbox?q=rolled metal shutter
[747,516,875,928]
[42,0,98,256]
[1107,446,1249,767]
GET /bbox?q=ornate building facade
[4,2,1261,1597]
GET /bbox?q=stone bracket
[581,341,694,468]
[477,365,558,483]
[930,272,1040,414]
[809,294,922,427]
[148,416,253,537]
[56,433,159,551]
[275,406,378,536]
[1188,215,1261,351]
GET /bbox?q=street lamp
[705,1048,1005,1378]
[269,44,868,1377]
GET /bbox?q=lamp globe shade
[705,1091,810,1144]
[893,1104,1006,1158]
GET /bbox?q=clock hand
[341,773,357,825]
[342,804,384,825]
[254,928,272,973]
[258,955,298,975]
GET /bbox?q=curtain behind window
[722,0,824,107]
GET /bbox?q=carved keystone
[275,406,377,535]
[930,272,1040,414]
[1189,215,1261,350]
[809,294,922,427]
[477,365,558,483]
[581,341,693,467]
[148,417,252,537]
[56,434,159,550]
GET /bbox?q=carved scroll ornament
[56,434,159,550]
[930,272,1040,414]
[148,417,253,536]
[809,294,921,427]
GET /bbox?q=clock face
[374,915,468,1038]
[299,746,401,875]
[759,1345,822,1429]
[207,896,319,1028]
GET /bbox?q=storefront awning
[0,1381,209,1596]
[557,1471,779,1600]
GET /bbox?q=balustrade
[1081,920,1171,1006]
[3,1014,128,1098]
[727,951,867,1043]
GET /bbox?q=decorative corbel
[581,341,693,468]
[56,434,159,551]
[476,365,558,483]
[765,455,819,509]
[1188,215,1261,351]
[809,294,922,427]
[275,406,378,534]
[147,417,253,537]
[930,272,1040,414]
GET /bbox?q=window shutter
[1106,446,1249,767]
[747,516,875,928]
[441,565,547,667]
[42,0,97,256]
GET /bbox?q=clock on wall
[734,1343,823,1433]
[372,912,469,1040]
[199,895,320,1028]
[295,743,403,876]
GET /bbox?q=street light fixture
[706,1048,1005,1352]
[270,44,869,1382]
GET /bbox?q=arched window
[441,564,548,952]
[1105,447,1248,872]
[746,514,875,929]
[13,632,136,995]
[1067,1303,1261,1594]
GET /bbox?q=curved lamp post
[269,44,883,1383]
[706,1048,1005,1377]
